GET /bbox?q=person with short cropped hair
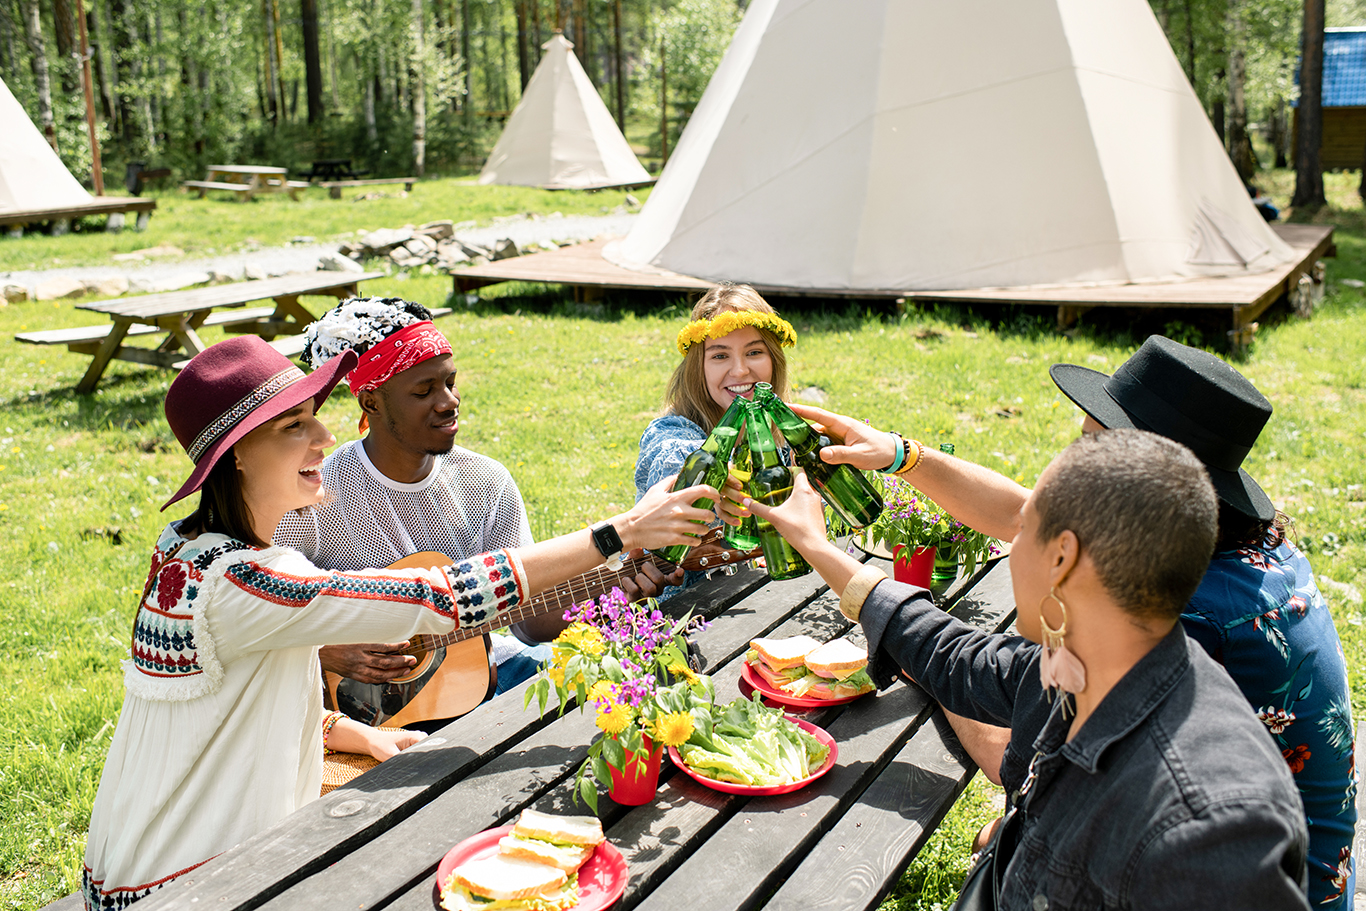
[745,429,1309,909]
[755,335,1355,906]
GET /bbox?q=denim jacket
[858,576,1310,910]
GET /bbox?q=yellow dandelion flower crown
[676,310,798,355]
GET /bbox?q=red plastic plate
[434,825,627,911]
[739,660,870,709]
[667,717,838,796]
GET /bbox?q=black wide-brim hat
[161,336,358,510]
[1049,335,1274,522]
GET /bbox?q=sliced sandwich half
[440,854,578,911]
[746,636,874,700]
[498,808,605,873]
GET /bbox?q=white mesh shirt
[275,440,534,570]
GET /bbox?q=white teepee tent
[610,0,1293,292]
[0,76,94,214]
[479,34,651,190]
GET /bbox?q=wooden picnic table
[17,272,383,393]
[115,552,1017,911]
[301,159,367,181]
[183,164,311,201]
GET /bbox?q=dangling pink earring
[1038,586,1087,696]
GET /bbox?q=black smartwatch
[590,521,625,571]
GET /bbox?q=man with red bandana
[275,298,680,730]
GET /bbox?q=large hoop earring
[1038,585,1087,697]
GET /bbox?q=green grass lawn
[2,171,1365,910]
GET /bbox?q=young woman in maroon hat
[81,336,718,911]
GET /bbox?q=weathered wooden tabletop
[132,554,1018,911]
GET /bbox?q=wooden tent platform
[451,224,1334,344]
[0,196,157,236]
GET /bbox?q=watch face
[593,522,623,556]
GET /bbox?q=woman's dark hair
[182,451,267,548]
[1214,502,1287,552]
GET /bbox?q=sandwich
[746,636,875,700]
[440,854,578,911]
[440,810,606,911]
[497,808,605,873]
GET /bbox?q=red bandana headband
[346,321,452,395]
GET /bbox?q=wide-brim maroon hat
[1049,335,1274,522]
[161,336,358,510]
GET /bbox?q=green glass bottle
[723,438,762,550]
[745,400,811,580]
[753,383,883,529]
[931,441,959,589]
[653,394,748,565]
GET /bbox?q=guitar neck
[412,553,659,652]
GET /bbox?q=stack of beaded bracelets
[883,432,927,476]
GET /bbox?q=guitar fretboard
[408,553,658,654]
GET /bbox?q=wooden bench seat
[16,306,281,350]
[182,180,255,198]
[320,177,418,199]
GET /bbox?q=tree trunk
[54,0,79,94]
[514,0,529,90]
[364,72,377,143]
[75,0,102,192]
[659,32,667,164]
[21,0,58,151]
[1294,0,1326,208]
[460,0,470,116]
[1211,66,1226,146]
[87,0,113,126]
[612,0,624,130]
[412,0,426,175]
[270,0,286,123]
[302,0,323,124]
[1,2,14,80]
[261,0,278,124]
[1226,1,1255,182]
[324,0,340,109]
[1272,96,1288,169]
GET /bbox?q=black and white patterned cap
[303,297,434,370]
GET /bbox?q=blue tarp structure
[1321,27,1366,107]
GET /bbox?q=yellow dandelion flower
[675,310,798,355]
[547,665,566,686]
[651,711,695,747]
[667,662,699,685]
[595,704,633,735]
[587,680,616,704]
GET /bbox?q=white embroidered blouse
[81,523,526,910]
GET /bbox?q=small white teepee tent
[610,0,1293,292]
[479,34,652,190]
[0,76,94,214]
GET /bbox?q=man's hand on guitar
[620,549,685,602]
[319,642,417,684]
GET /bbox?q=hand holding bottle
[620,475,724,553]
[741,470,836,558]
[786,403,898,471]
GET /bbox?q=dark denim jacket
[860,578,1310,911]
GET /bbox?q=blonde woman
[633,284,796,591]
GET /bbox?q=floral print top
[1183,527,1356,908]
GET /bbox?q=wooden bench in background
[319,177,417,199]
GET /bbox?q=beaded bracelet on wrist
[321,710,346,755]
[896,438,926,476]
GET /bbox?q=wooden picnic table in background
[16,272,383,393]
[182,165,311,202]
[300,159,368,181]
[109,552,1017,911]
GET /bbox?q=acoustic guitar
[323,530,758,728]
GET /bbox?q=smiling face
[370,354,461,457]
[234,403,337,522]
[703,326,774,411]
